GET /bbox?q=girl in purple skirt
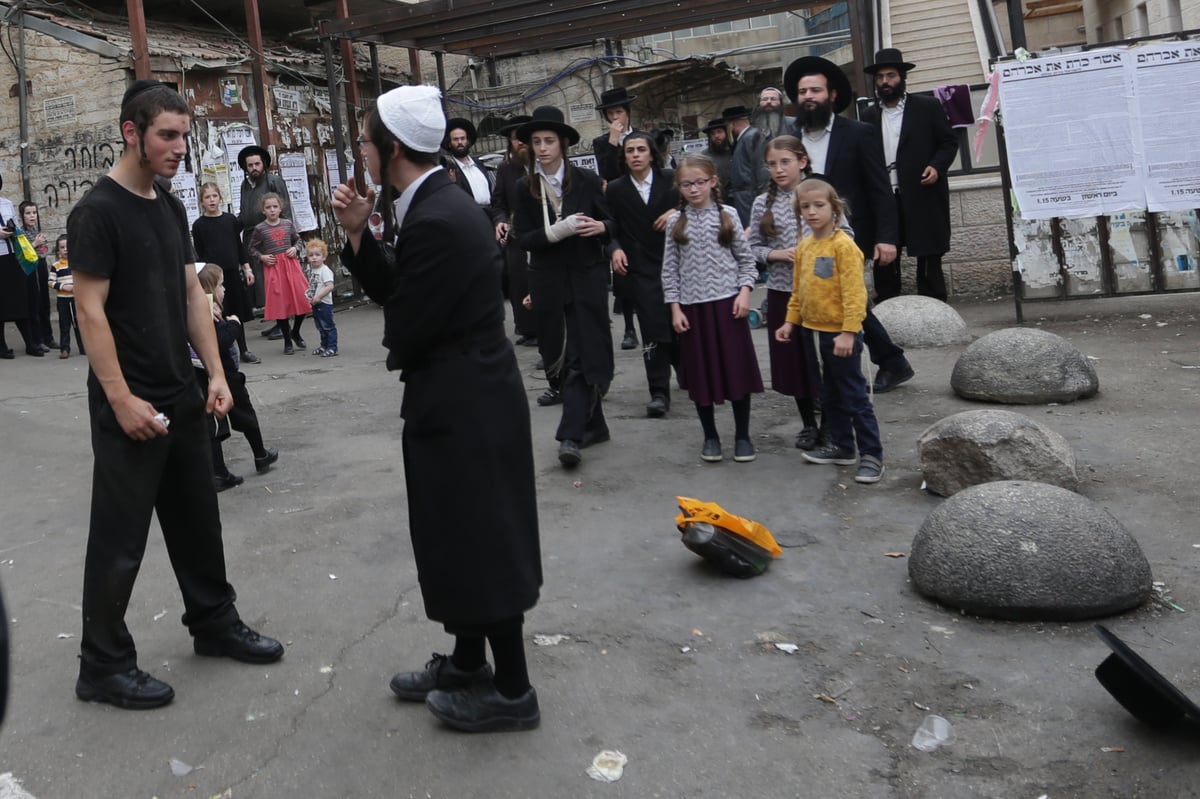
[662,154,763,463]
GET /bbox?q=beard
[448,143,471,159]
[876,77,907,104]
[752,108,787,139]
[796,100,833,132]
[706,137,730,155]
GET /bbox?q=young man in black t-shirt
[68,80,283,710]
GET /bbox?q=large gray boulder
[951,327,1099,404]
[918,409,1078,496]
[908,481,1151,621]
[872,295,971,347]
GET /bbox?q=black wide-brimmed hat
[722,105,751,122]
[1094,624,1200,728]
[702,117,726,133]
[515,106,580,146]
[496,115,533,136]
[443,117,478,147]
[237,144,272,171]
[783,56,853,113]
[596,87,637,111]
[864,48,917,75]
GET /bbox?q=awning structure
[319,0,827,57]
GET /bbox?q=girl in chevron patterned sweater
[661,153,763,464]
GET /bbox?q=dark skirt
[677,294,764,406]
[766,288,821,399]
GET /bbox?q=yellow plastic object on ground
[675,497,783,557]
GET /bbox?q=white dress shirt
[801,115,837,175]
[455,156,491,205]
[534,160,566,199]
[632,171,654,204]
[392,166,442,228]
[880,98,906,191]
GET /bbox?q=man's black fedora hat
[1094,624,1200,728]
[782,56,853,114]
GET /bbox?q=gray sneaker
[801,443,857,465]
[855,455,885,484]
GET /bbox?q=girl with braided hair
[746,135,825,450]
[661,153,763,463]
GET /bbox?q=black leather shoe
[515,334,538,347]
[390,653,494,702]
[76,667,174,710]
[537,387,561,406]
[621,330,638,350]
[194,621,284,664]
[214,473,244,493]
[38,343,51,354]
[873,362,915,393]
[646,395,669,417]
[262,328,283,340]
[254,447,279,473]
[293,335,307,349]
[25,346,44,357]
[45,338,58,349]
[795,426,819,450]
[580,427,610,448]
[283,344,295,355]
[426,683,540,733]
[241,351,261,364]
[558,440,581,467]
[0,348,13,359]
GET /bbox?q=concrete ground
[0,291,1197,798]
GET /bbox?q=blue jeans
[817,331,882,459]
[312,303,337,351]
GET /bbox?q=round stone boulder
[872,295,971,348]
[951,327,1098,404]
[909,481,1151,621]
[918,409,1078,496]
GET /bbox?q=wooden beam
[126,0,151,79]
[244,0,274,147]
[336,0,363,192]
[1025,2,1082,17]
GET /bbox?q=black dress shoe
[293,335,307,349]
[426,683,540,733]
[873,362,915,393]
[0,348,13,360]
[558,440,581,467]
[537,387,561,406]
[621,330,639,350]
[25,346,44,357]
[45,338,58,349]
[38,343,51,354]
[241,350,261,364]
[76,667,174,710]
[646,395,669,417]
[795,426,819,450]
[283,344,295,355]
[580,427,610,448]
[390,653,494,702]
[514,334,537,346]
[214,473,244,493]
[262,328,283,340]
[254,447,279,473]
[194,620,284,664]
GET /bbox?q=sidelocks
[675,496,782,578]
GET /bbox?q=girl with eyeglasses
[661,153,763,464]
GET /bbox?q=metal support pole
[1006,0,1028,52]
[369,43,383,97]
[322,37,348,187]
[17,11,31,200]
[245,0,274,147]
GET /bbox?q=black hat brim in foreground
[1094,624,1200,728]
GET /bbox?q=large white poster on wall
[1132,41,1200,212]
[998,49,1143,220]
[277,152,318,232]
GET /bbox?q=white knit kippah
[376,85,446,154]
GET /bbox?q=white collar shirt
[801,114,837,175]
[392,166,442,228]
[632,171,654,204]
[880,97,906,191]
[535,161,566,199]
[455,156,491,205]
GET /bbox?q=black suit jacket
[592,128,640,182]
[794,115,898,258]
[605,170,678,277]
[443,155,495,206]
[860,94,958,255]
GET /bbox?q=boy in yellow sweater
[775,177,883,484]
[48,235,85,358]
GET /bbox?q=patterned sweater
[661,203,758,305]
[748,188,857,293]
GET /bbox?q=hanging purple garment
[934,84,975,128]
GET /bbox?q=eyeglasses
[678,178,713,190]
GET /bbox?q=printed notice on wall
[44,95,76,126]
[1132,41,1200,212]
[998,50,1143,220]
[171,168,201,228]
[222,126,257,212]
[324,149,354,202]
[569,102,595,124]
[277,152,318,232]
[569,153,598,174]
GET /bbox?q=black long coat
[861,93,959,256]
[605,170,677,343]
[514,165,615,389]
[340,169,541,625]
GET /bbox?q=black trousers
[81,387,239,675]
[528,269,566,391]
[506,246,536,338]
[57,297,84,353]
[862,308,907,371]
